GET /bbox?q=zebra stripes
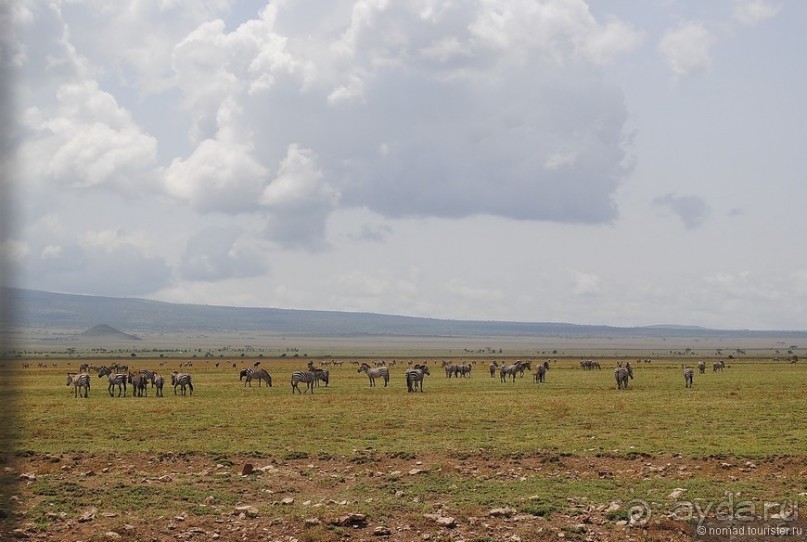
[683,367,694,388]
[67,372,90,398]
[533,361,549,383]
[98,367,127,397]
[171,372,194,396]
[291,371,317,394]
[614,364,634,390]
[240,368,273,388]
[128,372,148,397]
[500,361,529,383]
[405,364,430,393]
[358,363,389,387]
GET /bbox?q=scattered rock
[436,516,456,528]
[489,507,518,518]
[304,517,321,527]
[234,505,259,518]
[11,529,29,539]
[78,507,97,522]
[18,473,36,481]
[668,488,687,500]
[408,468,427,475]
[104,531,122,540]
[281,497,295,505]
[373,526,392,536]
[330,513,368,527]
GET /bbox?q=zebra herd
[66,367,193,398]
[64,356,735,398]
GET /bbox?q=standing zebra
[152,373,165,397]
[67,372,90,398]
[98,367,127,397]
[405,364,430,393]
[500,361,527,383]
[489,361,498,378]
[358,363,389,387]
[240,368,273,387]
[533,361,549,383]
[171,372,194,396]
[128,372,148,397]
[698,361,706,374]
[291,371,317,394]
[713,360,725,373]
[683,367,694,388]
[614,364,634,390]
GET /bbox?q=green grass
[6,358,806,458]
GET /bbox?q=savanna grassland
[2,354,806,541]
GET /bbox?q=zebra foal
[67,372,90,398]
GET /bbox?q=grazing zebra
[405,364,430,393]
[713,360,725,373]
[240,368,273,387]
[533,361,549,383]
[171,372,194,396]
[358,363,389,387]
[291,371,317,394]
[489,361,498,378]
[683,367,694,388]
[127,372,148,397]
[312,368,329,387]
[456,363,472,378]
[614,364,634,390]
[698,361,706,374]
[66,373,90,398]
[152,373,165,397]
[98,367,127,397]
[500,361,527,383]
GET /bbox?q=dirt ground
[3,452,806,542]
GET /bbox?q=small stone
[281,497,295,505]
[304,518,321,527]
[373,526,392,536]
[488,507,518,518]
[78,508,97,522]
[436,516,456,528]
[668,488,687,500]
[104,532,121,540]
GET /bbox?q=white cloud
[733,0,781,26]
[659,21,714,77]
[19,80,158,193]
[568,269,601,296]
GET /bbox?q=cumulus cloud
[733,0,782,26]
[659,21,714,77]
[653,193,711,229]
[18,80,159,194]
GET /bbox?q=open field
[2,355,806,541]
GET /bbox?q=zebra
[405,364,430,393]
[152,373,165,397]
[291,371,317,394]
[127,372,148,397]
[171,372,194,395]
[500,361,526,383]
[312,368,329,387]
[489,361,498,378]
[456,363,472,378]
[67,372,90,398]
[516,361,531,378]
[533,361,549,383]
[713,360,725,373]
[98,367,127,397]
[240,368,272,387]
[683,367,694,388]
[614,364,634,390]
[358,363,389,387]
[698,361,706,374]
[138,369,156,388]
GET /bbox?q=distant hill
[78,324,140,341]
[2,287,807,340]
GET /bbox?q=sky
[1,0,806,330]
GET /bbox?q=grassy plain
[2,355,806,541]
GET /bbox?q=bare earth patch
[3,452,805,541]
